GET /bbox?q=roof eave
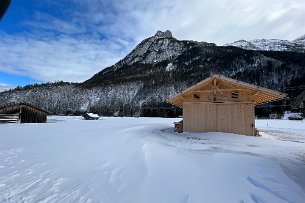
[168,74,287,106]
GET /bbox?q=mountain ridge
[83,30,217,87]
[225,34,305,52]
[294,34,305,42]
[1,31,305,116]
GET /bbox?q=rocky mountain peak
[115,30,194,66]
[154,30,173,38]
[3,31,305,117]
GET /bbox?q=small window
[194,94,200,99]
[231,91,239,98]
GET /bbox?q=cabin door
[216,103,254,136]
[183,102,255,136]
[183,102,217,132]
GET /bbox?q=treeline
[1,43,305,118]
[3,81,76,93]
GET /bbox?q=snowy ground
[0,116,304,203]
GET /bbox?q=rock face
[1,31,305,116]
[155,30,173,38]
[111,30,198,68]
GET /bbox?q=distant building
[0,102,48,123]
[169,75,286,136]
[83,113,99,120]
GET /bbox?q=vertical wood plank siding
[0,103,47,123]
[183,102,255,136]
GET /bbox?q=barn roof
[0,102,49,114]
[169,75,287,107]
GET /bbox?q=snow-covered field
[0,116,304,203]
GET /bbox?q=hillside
[1,31,305,116]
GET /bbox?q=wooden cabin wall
[183,102,255,136]
[0,104,47,123]
[0,105,20,114]
[185,90,254,103]
[20,105,47,123]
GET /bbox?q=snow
[165,63,174,71]
[282,111,303,120]
[123,31,187,65]
[0,117,304,202]
[226,38,305,52]
[283,112,299,120]
[256,118,305,143]
[294,34,305,42]
[86,113,99,118]
[224,40,259,50]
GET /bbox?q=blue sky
[1,0,305,91]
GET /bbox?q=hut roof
[0,102,49,114]
[169,75,287,107]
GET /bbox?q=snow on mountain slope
[2,31,305,117]
[0,117,304,202]
[115,30,199,66]
[294,34,305,41]
[224,40,259,50]
[226,36,305,52]
[294,34,305,46]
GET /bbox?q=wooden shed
[0,102,48,123]
[83,113,100,120]
[169,75,286,136]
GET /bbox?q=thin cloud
[24,12,84,35]
[0,0,304,84]
[0,83,15,92]
[130,0,305,44]
[0,33,131,82]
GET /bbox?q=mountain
[225,35,305,53]
[294,34,305,41]
[1,30,305,116]
[83,30,215,87]
[293,34,305,45]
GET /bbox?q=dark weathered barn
[0,103,48,123]
[83,113,99,120]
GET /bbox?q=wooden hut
[83,113,99,120]
[169,75,286,136]
[0,102,48,123]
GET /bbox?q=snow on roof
[86,113,99,118]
